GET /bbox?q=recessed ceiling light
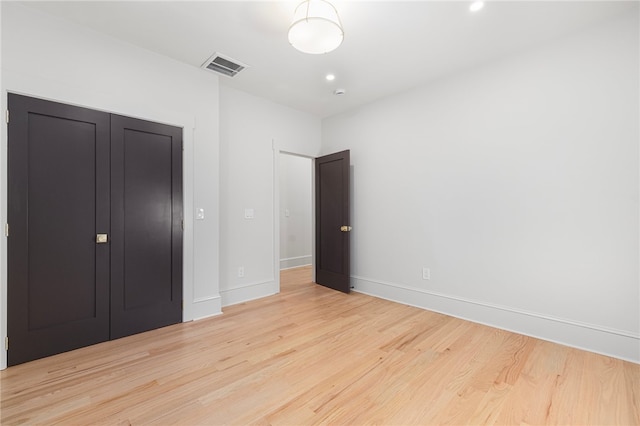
[326,74,336,81]
[470,1,484,12]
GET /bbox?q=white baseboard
[189,294,222,321]
[352,275,640,364]
[221,280,279,307]
[280,255,312,270]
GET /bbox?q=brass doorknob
[96,234,108,243]
[340,226,352,232]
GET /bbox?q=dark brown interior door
[7,95,183,366]
[110,115,183,339]
[7,94,111,366]
[315,150,351,293]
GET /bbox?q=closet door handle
[96,234,108,243]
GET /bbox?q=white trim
[353,275,639,339]
[273,139,281,295]
[190,295,223,321]
[221,280,278,307]
[223,279,276,292]
[280,255,312,270]
[281,255,312,262]
[181,125,196,322]
[352,275,640,364]
[193,295,221,304]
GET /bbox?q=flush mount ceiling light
[288,0,344,54]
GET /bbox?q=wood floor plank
[1,265,638,425]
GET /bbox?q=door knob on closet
[96,234,108,243]
[340,226,352,232]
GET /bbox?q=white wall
[280,154,313,270]
[219,86,320,306]
[0,3,222,369]
[322,12,640,362]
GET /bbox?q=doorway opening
[278,153,314,285]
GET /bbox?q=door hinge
[4,224,8,237]
[181,219,184,230]
[5,337,8,351]
[5,110,8,124]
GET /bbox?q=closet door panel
[7,94,110,366]
[110,115,183,339]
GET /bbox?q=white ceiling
[23,1,636,118]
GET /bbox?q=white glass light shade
[288,0,344,54]
[469,1,484,12]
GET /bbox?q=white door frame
[272,143,316,292]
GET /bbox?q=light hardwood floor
[1,265,639,425]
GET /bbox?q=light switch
[196,208,205,220]
[244,208,254,219]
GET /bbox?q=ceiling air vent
[201,53,248,78]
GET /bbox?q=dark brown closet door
[110,115,183,339]
[7,94,111,366]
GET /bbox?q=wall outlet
[422,267,430,280]
[238,266,245,278]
